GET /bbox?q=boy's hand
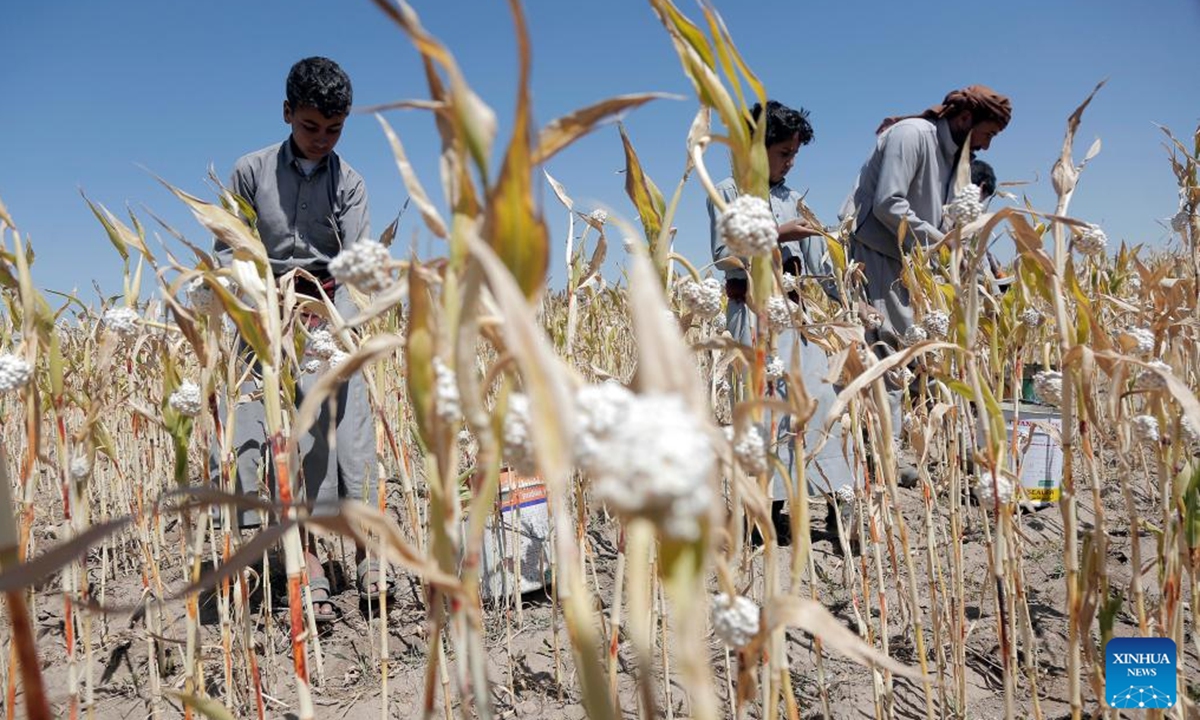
[777,219,819,242]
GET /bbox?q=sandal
[304,574,338,623]
[356,558,395,602]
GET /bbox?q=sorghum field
[1,2,1199,719]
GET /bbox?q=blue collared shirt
[708,176,831,282]
[218,138,370,276]
[849,117,962,259]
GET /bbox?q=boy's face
[767,132,801,184]
[284,102,346,161]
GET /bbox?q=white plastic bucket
[476,469,551,601]
[1001,402,1063,508]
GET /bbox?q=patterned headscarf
[876,85,1013,135]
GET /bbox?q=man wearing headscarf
[845,85,1012,483]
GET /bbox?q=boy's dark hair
[749,100,814,147]
[286,57,353,118]
[971,159,997,199]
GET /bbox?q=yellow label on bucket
[1024,487,1061,503]
[1007,410,1063,506]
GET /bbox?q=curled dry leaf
[756,596,929,683]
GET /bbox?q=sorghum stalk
[957,219,1016,720]
[625,522,657,717]
[49,362,82,720]
[0,437,51,720]
[607,532,625,709]
[260,360,314,720]
[1050,208,1083,720]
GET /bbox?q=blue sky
[3,1,1198,303]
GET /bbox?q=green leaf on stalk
[48,331,64,399]
[699,1,766,117]
[406,262,437,445]
[618,124,666,250]
[1098,592,1123,649]
[83,195,150,262]
[480,0,549,298]
[1065,257,1093,345]
[159,180,267,268]
[370,0,497,180]
[1183,463,1200,550]
[208,279,270,362]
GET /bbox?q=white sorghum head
[503,393,537,476]
[902,412,918,434]
[186,276,234,316]
[973,470,1015,505]
[588,208,608,225]
[780,274,799,293]
[1075,224,1108,257]
[69,453,91,480]
[583,392,714,541]
[732,424,769,476]
[307,328,340,360]
[1181,415,1200,447]
[717,195,778,258]
[921,311,950,339]
[945,183,983,226]
[833,485,856,505]
[680,278,723,320]
[301,357,324,374]
[574,381,635,470]
[102,307,140,338]
[186,277,217,315]
[764,355,785,383]
[1033,370,1063,407]
[307,328,340,357]
[711,310,728,334]
[863,311,883,331]
[329,239,392,293]
[1134,361,1171,392]
[1122,327,1155,357]
[1019,307,1044,328]
[457,428,479,466]
[168,381,203,417]
[766,296,798,333]
[711,593,760,649]
[433,358,461,423]
[1125,273,1142,294]
[903,324,928,346]
[0,353,33,393]
[1130,415,1160,445]
[328,350,350,370]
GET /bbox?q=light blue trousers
[210,284,377,527]
[725,299,859,504]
